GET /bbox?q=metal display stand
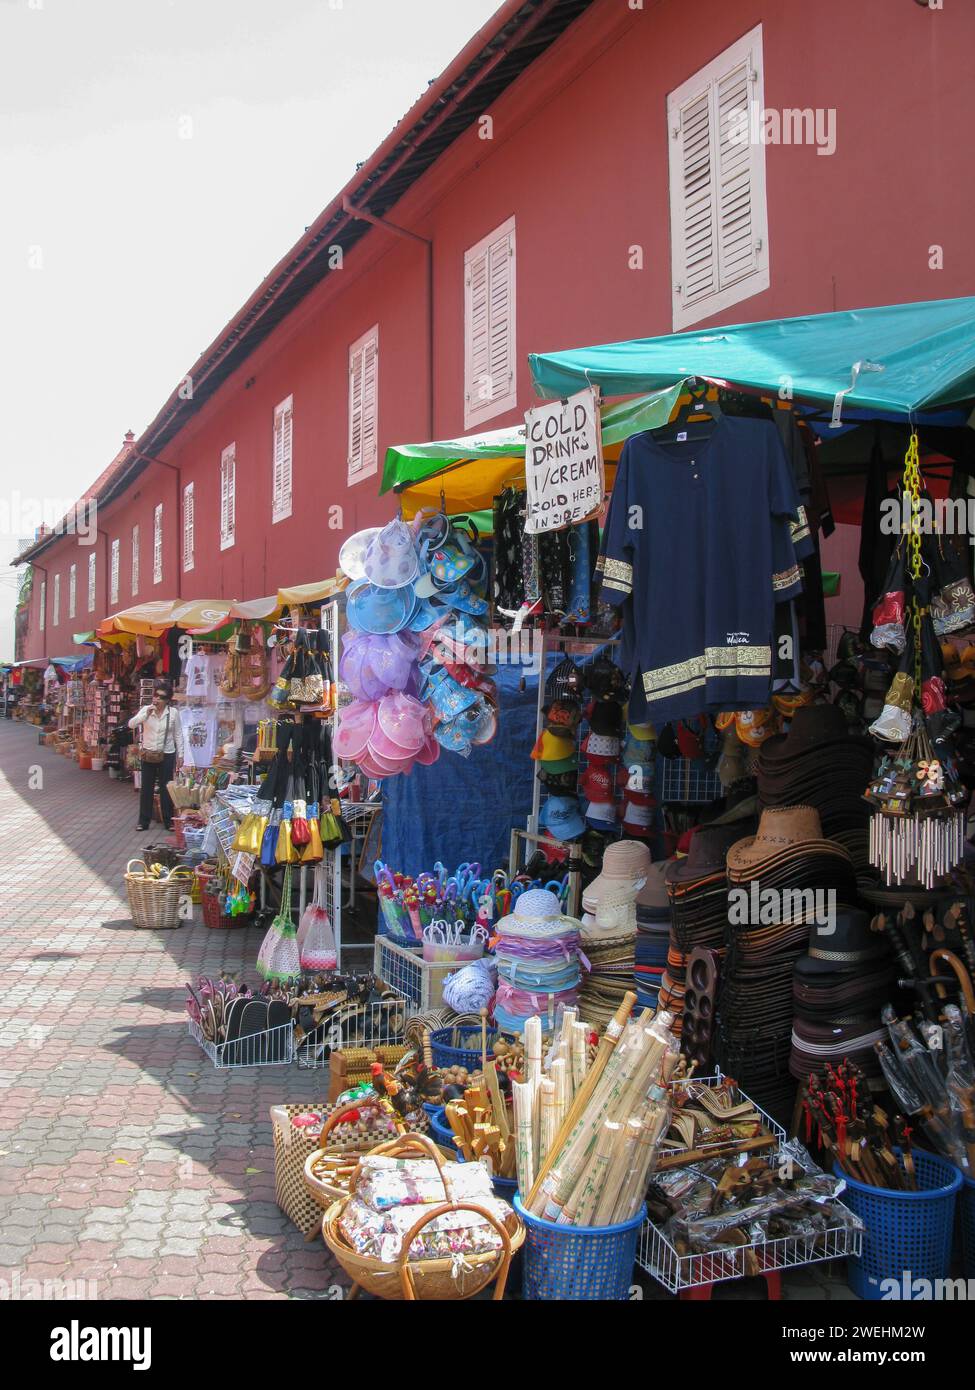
[508,826,583,918]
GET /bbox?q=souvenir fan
[864,434,967,889]
[256,866,301,982]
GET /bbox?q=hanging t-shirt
[598,416,803,725]
[179,706,219,768]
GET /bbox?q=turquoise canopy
[528,297,975,416]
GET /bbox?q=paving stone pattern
[0,719,856,1302]
[0,719,345,1300]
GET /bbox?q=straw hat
[726,805,849,875]
[583,840,657,911]
[495,888,576,939]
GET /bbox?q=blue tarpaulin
[380,661,544,878]
[529,297,975,417]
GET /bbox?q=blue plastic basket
[429,1024,497,1071]
[427,1108,517,1198]
[960,1174,975,1279]
[836,1149,962,1300]
[514,1196,645,1300]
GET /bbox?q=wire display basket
[373,936,458,1011]
[636,1074,862,1294]
[188,1017,295,1069]
[661,758,722,805]
[295,997,409,1069]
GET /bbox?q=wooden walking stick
[525,990,636,1210]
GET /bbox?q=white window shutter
[153,503,163,585]
[348,328,379,483]
[68,564,76,620]
[668,25,769,329]
[53,574,60,626]
[272,398,293,523]
[110,538,120,604]
[39,578,46,632]
[183,483,195,571]
[131,525,139,595]
[88,553,96,612]
[464,217,516,429]
[220,444,236,548]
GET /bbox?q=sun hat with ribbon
[346,580,415,635]
[495,887,579,940]
[584,840,657,910]
[338,527,381,581]
[363,518,420,589]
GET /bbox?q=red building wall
[21,0,975,657]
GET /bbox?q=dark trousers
[139,753,176,828]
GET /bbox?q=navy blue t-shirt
[598,416,803,725]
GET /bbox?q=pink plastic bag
[299,864,337,971]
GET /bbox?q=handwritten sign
[523,387,604,535]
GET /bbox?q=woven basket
[124,859,193,931]
[302,1101,437,1212]
[272,1102,429,1237]
[321,1132,523,1300]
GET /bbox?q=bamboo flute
[592,1119,633,1227]
[539,1078,558,1163]
[571,1021,588,1092]
[612,1095,671,1224]
[537,1019,661,1220]
[550,1056,569,1132]
[512,1079,535,1194]
[562,1119,621,1227]
[526,992,637,1211]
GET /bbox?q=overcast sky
[0,0,501,657]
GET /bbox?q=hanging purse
[261,808,282,867]
[290,755,311,847]
[269,639,296,707]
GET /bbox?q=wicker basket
[273,1101,428,1237]
[321,1132,523,1300]
[124,859,193,930]
[302,1101,437,1213]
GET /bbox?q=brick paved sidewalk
[0,718,860,1303]
[0,718,345,1300]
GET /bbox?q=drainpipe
[130,450,182,600]
[342,198,435,440]
[31,562,48,661]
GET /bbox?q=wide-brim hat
[363,518,420,589]
[338,527,381,581]
[584,840,657,910]
[496,887,573,938]
[701,789,760,826]
[346,580,415,635]
[666,822,756,885]
[727,805,838,873]
[759,703,875,764]
[793,908,892,972]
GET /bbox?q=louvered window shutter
[110,539,120,604]
[221,444,236,547]
[272,399,293,522]
[183,482,195,572]
[68,564,76,619]
[464,218,516,428]
[39,579,46,631]
[348,328,379,483]
[131,525,139,595]
[53,574,60,626]
[88,553,96,611]
[668,25,769,329]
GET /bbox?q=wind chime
[865,432,967,888]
